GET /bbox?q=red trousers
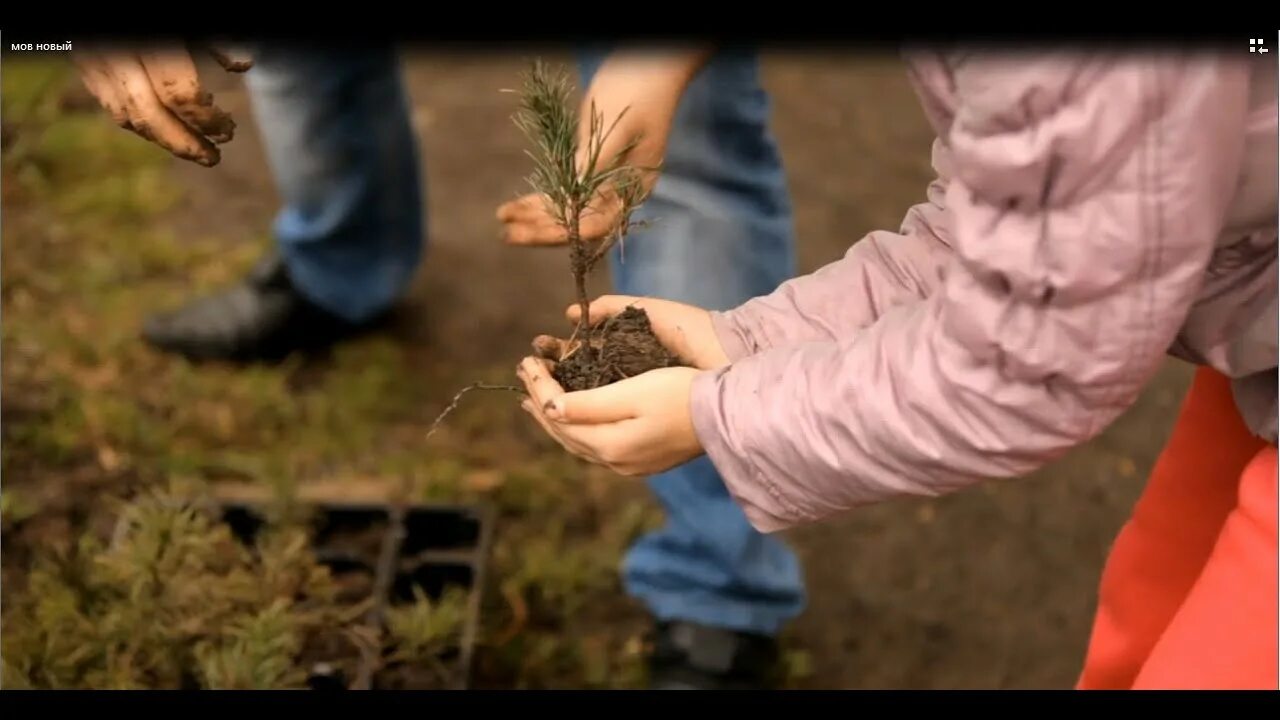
[1077,367,1278,689]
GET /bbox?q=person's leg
[144,46,424,361]
[1131,444,1277,689]
[246,46,424,323]
[1077,367,1271,689]
[574,47,805,686]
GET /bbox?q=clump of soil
[551,307,684,392]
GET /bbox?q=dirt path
[166,50,1192,688]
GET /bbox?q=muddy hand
[72,44,251,167]
[203,44,254,72]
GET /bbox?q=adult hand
[517,357,705,477]
[497,49,711,246]
[71,44,253,167]
[532,294,730,371]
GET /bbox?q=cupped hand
[516,356,704,477]
[531,295,730,371]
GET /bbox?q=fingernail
[543,399,562,419]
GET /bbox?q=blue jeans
[245,47,424,323]
[245,47,806,636]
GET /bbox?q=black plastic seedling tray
[220,500,494,690]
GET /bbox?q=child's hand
[532,295,730,371]
[516,357,704,477]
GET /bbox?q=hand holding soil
[517,357,705,477]
[533,295,730,375]
[520,296,723,476]
[72,44,252,167]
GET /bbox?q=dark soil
[551,307,682,392]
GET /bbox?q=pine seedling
[0,482,348,690]
[509,59,654,360]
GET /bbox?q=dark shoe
[142,253,372,362]
[645,621,780,690]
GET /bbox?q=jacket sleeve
[689,55,1253,533]
[711,138,955,361]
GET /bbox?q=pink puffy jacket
[689,51,1277,533]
